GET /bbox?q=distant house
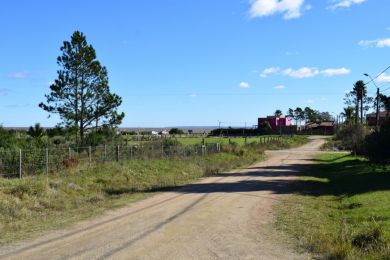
[258,116,292,131]
[304,121,335,135]
[366,111,390,126]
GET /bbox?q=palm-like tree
[353,80,367,124]
[341,107,355,125]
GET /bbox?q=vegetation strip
[276,153,390,259]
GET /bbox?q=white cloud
[239,82,250,88]
[283,67,319,78]
[285,51,299,56]
[249,0,307,20]
[274,85,285,89]
[307,99,314,104]
[359,38,390,48]
[378,73,390,83]
[8,71,30,79]
[328,0,366,9]
[260,67,280,78]
[320,68,351,76]
[189,93,198,97]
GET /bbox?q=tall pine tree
[40,31,124,143]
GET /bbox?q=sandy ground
[0,136,326,260]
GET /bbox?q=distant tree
[293,107,305,125]
[274,109,283,117]
[169,128,184,135]
[354,80,367,124]
[318,112,334,122]
[27,123,45,138]
[345,80,371,124]
[304,107,318,122]
[379,94,390,111]
[259,121,273,134]
[39,31,124,143]
[341,107,355,125]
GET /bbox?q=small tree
[341,107,355,125]
[379,94,390,111]
[274,109,283,117]
[27,123,45,138]
[169,128,184,135]
[294,107,305,125]
[39,31,124,143]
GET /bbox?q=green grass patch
[276,153,390,259]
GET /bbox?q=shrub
[335,124,369,155]
[365,126,390,163]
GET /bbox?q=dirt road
[0,137,326,260]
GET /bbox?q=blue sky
[1,0,390,127]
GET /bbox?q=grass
[123,135,294,146]
[175,136,279,146]
[0,136,307,245]
[276,153,390,259]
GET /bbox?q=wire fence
[0,135,284,179]
[0,142,222,178]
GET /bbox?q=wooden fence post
[89,146,92,167]
[19,149,22,179]
[116,145,120,162]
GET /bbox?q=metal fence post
[19,149,22,179]
[116,145,120,162]
[68,147,71,160]
[89,146,92,167]
[46,148,49,182]
[104,144,107,162]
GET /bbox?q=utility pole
[364,73,380,131]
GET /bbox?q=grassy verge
[276,153,390,259]
[0,136,307,245]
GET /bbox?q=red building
[258,116,292,131]
[366,111,390,126]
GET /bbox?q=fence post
[68,147,71,160]
[19,149,22,179]
[116,145,120,162]
[104,144,107,162]
[46,148,49,183]
[130,145,133,160]
[161,143,164,158]
[89,146,92,167]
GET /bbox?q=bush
[169,128,184,135]
[365,126,390,163]
[336,124,369,155]
[83,127,121,146]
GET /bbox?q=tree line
[273,107,334,125]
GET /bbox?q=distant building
[366,111,390,126]
[258,116,292,131]
[304,121,335,135]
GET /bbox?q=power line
[365,65,390,85]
